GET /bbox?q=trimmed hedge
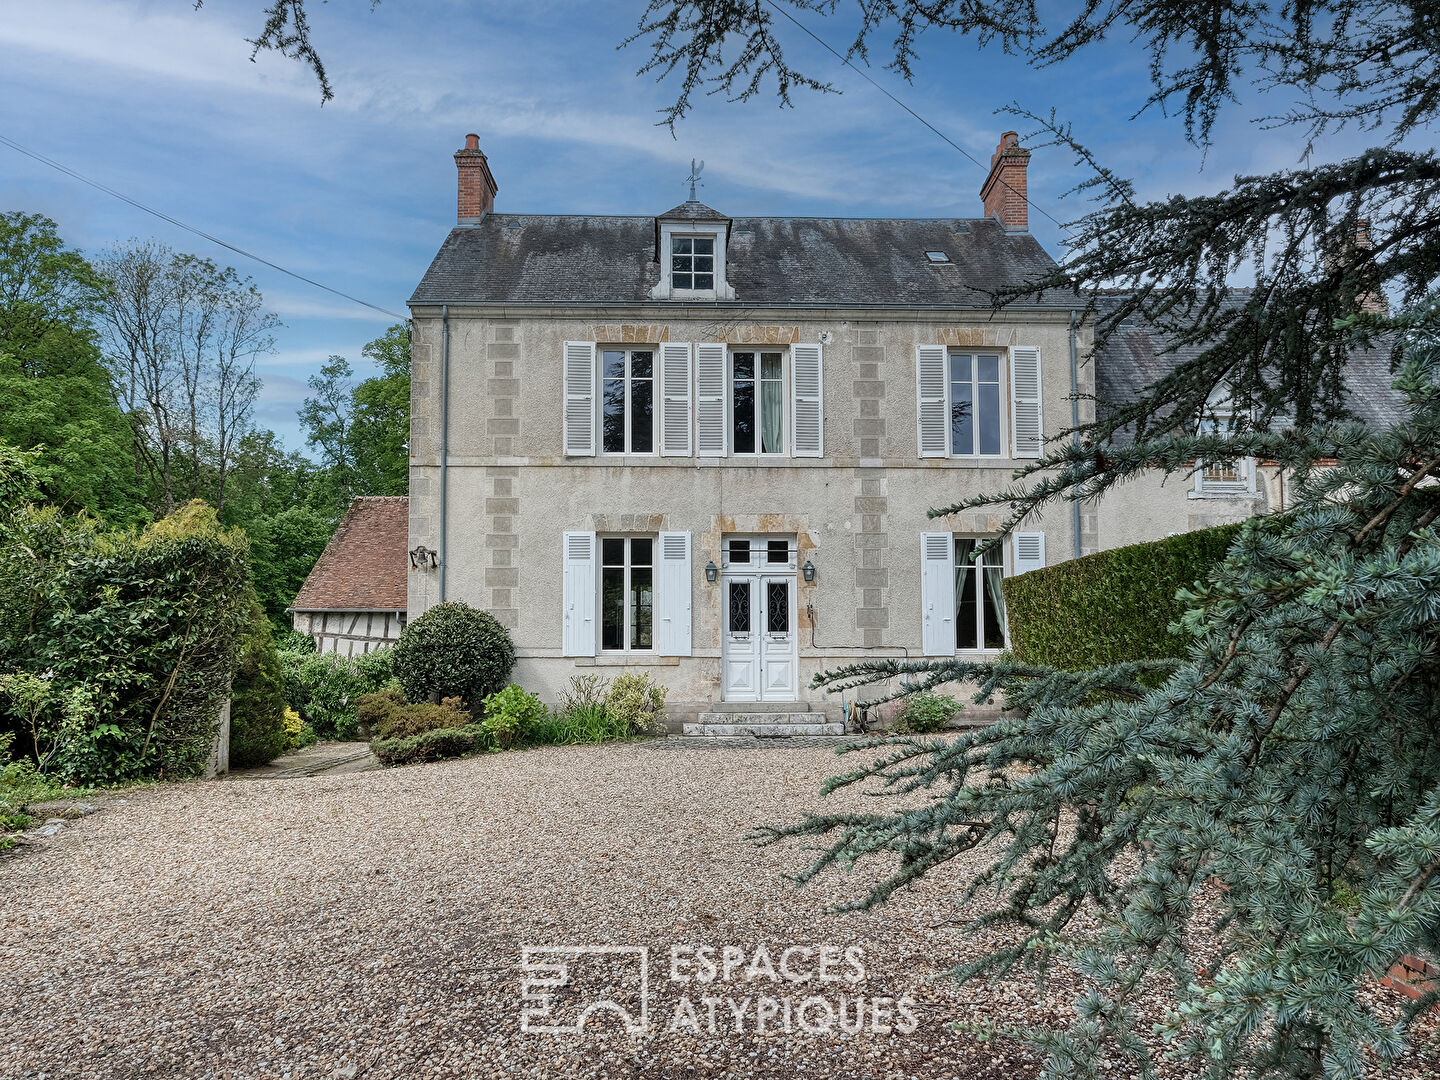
[1003,523,1242,670]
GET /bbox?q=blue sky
[0,1,1378,450]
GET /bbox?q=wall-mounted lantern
[704,560,719,583]
[802,559,816,583]
[409,545,439,570]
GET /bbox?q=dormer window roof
[652,200,732,260]
[651,199,735,301]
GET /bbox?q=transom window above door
[601,348,654,455]
[601,536,653,651]
[732,350,786,455]
[721,535,798,572]
[950,352,1004,456]
[671,236,715,291]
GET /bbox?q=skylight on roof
[924,250,951,264]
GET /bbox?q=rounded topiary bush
[391,602,515,710]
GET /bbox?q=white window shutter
[916,345,948,457]
[1009,345,1042,458]
[563,341,597,457]
[656,531,693,656]
[1012,531,1046,575]
[659,342,692,456]
[695,342,727,456]
[791,342,823,457]
[920,532,956,656]
[562,531,597,656]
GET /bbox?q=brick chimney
[980,132,1031,231]
[455,134,497,226]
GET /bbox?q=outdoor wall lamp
[409,545,439,570]
[802,560,816,583]
[705,560,719,583]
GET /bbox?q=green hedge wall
[1002,523,1243,670]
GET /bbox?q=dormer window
[672,237,715,291]
[651,201,734,300]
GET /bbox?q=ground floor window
[601,537,653,650]
[955,537,1006,650]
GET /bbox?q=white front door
[721,574,797,702]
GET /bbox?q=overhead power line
[761,0,1070,233]
[0,131,406,321]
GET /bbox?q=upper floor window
[917,344,1041,461]
[732,350,786,455]
[601,348,654,454]
[671,236,715,291]
[950,352,1004,456]
[1192,395,1256,497]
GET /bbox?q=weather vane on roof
[686,158,705,201]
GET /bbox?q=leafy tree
[0,214,143,522]
[0,210,106,376]
[298,353,359,508]
[349,322,410,497]
[298,322,410,511]
[98,241,277,515]
[246,506,336,625]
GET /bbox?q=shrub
[605,672,669,735]
[890,690,958,734]
[370,723,493,766]
[279,646,395,741]
[281,707,307,750]
[481,683,547,748]
[0,500,250,784]
[1002,523,1242,670]
[229,598,288,768]
[355,688,403,739]
[365,693,470,741]
[391,602,515,709]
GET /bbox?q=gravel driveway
[2,742,1436,1079]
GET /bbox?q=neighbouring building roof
[1092,294,1406,437]
[292,496,409,613]
[409,213,1066,308]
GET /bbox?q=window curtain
[983,562,1006,641]
[761,354,784,453]
[954,539,973,643]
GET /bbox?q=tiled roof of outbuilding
[292,497,408,613]
[409,213,1065,308]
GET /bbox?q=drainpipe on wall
[439,304,450,603]
[1069,310,1083,560]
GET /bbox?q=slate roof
[409,213,1063,308]
[292,497,409,613]
[1093,294,1405,435]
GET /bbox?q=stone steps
[683,710,844,738]
[651,735,867,750]
[682,721,847,737]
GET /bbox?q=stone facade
[407,307,1092,722]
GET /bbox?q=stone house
[402,133,1400,731]
[292,496,409,655]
